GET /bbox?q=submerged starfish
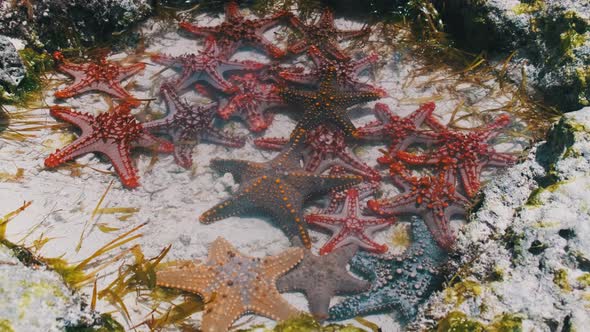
[280,66,383,137]
[288,8,370,60]
[368,163,470,250]
[144,82,244,168]
[319,166,380,215]
[397,113,517,198]
[151,37,265,93]
[45,104,174,188]
[277,238,370,320]
[200,129,362,249]
[179,1,290,58]
[328,220,447,322]
[255,124,380,180]
[306,188,395,255]
[53,51,145,105]
[157,237,303,332]
[217,73,283,132]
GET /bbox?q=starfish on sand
[45,103,174,188]
[53,51,145,105]
[199,129,362,249]
[156,237,304,332]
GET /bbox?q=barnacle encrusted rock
[0,36,25,90]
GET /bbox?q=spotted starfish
[277,238,370,320]
[254,124,380,180]
[355,102,436,164]
[368,163,470,250]
[53,51,145,105]
[288,8,370,60]
[306,188,395,255]
[200,129,362,248]
[328,220,447,322]
[217,73,283,132]
[396,113,517,198]
[157,237,303,332]
[151,37,265,93]
[45,104,174,188]
[320,166,380,215]
[280,66,383,137]
[144,82,244,168]
[179,1,290,58]
[280,45,383,94]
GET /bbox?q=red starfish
[288,8,370,60]
[306,188,395,255]
[144,82,244,168]
[280,45,383,94]
[368,162,470,250]
[257,61,305,83]
[319,166,380,215]
[179,1,290,58]
[255,124,380,180]
[217,73,283,132]
[355,102,436,164]
[396,113,517,198]
[151,37,265,93]
[45,104,174,188]
[53,51,145,106]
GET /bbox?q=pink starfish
[396,113,517,198]
[355,102,436,164]
[257,61,305,83]
[45,104,174,188]
[280,45,383,94]
[288,8,370,60]
[217,73,284,132]
[143,82,244,168]
[320,166,380,215]
[306,188,395,255]
[151,37,265,93]
[254,124,380,180]
[368,162,470,250]
[53,51,145,106]
[179,1,290,58]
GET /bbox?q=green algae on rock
[237,314,368,332]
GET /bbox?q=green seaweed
[512,0,545,15]
[65,314,124,332]
[436,311,523,332]
[445,280,483,305]
[0,319,14,332]
[237,314,368,331]
[0,48,54,105]
[577,273,590,288]
[489,314,523,332]
[553,268,572,292]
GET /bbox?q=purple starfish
[143,82,244,168]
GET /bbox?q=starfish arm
[338,25,370,40]
[487,152,517,167]
[459,163,481,198]
[150,53,179,68]
[335,272,371,295]
[279,71,318,85]
[220,59,265,72]
[396,150,442,166]
[173,143,195,169]
[48,106,94,133]
[408,102,436,124]
[307,290,332,320]
[243,103,273,132]
[249,281,301,321]
[333,115,357,137]
[354,120,385,140]
[55,61,87,76]
[156,262,217,300]
[480,114,511,141]
[178,22,218,37]
[262,247,304,279]
[101,143,141,188]
[333,150,380,180]
[424,114,448,132]
[318,228,352,255]
[323,40,351,61]
[356,231,389,253]
[199,68,235,93]
[288,173,361,198]
[217,96,241,120]
[280,87,317,105]
[333,89,383,108]
[199,192,254,223]
[209,158,257,181]
[54,77,93,99]
[276,267,308,292]
[328,290,397,321]
[116,62,146,81]
[44,135,101,168]
[422,210,455,250]
[352,53,379,74]
[288,39,309,55]
[97,80,136,102]
[135,131,175,153]
[302,150,324,173]
[307,45,328,66]
[253,137,289,150]
[208,237,239,265]
[202,127,245,148]
[202,285,245,332]
[367,194,421,216]
[252,36,286,59]
[224,1,243,21]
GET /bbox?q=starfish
[200,129,362,249]
[319,166,380,215]
[367,163,470,250]
[254,124,380,180]
[156,237,303,332]
[280,66,383,137]
[328,220,447,322]
[306,188,395,255]
[217,73,283,132]
[288,8,370,60]
[45,103,174,188]
[277,238,370,320]
[355,102,436,164]
[280,45,383,94]
[179,1,290,58]
[396,113,517,198]
[151,37,265,93]
[143,82,244,168]
[257,61,305,83]
[53,51,145,106]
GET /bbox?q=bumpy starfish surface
[144,82,244,168]
[254,124,380,180]
[53,51,145,105]
[157,237,303,332]
[277,238,369,320]
[397,113,517,198]
[306,188,395,255]
[179,1,290,58]
[151,37,264,93]
[200,129,362,248]
[280,66,383,137]
[217,73,283,132]
[368,163,470,250]
[319,166,380,215]
[288,8,370,60]
[328,221,447,322]
[280,46,383,94]
[45,104,174,188]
